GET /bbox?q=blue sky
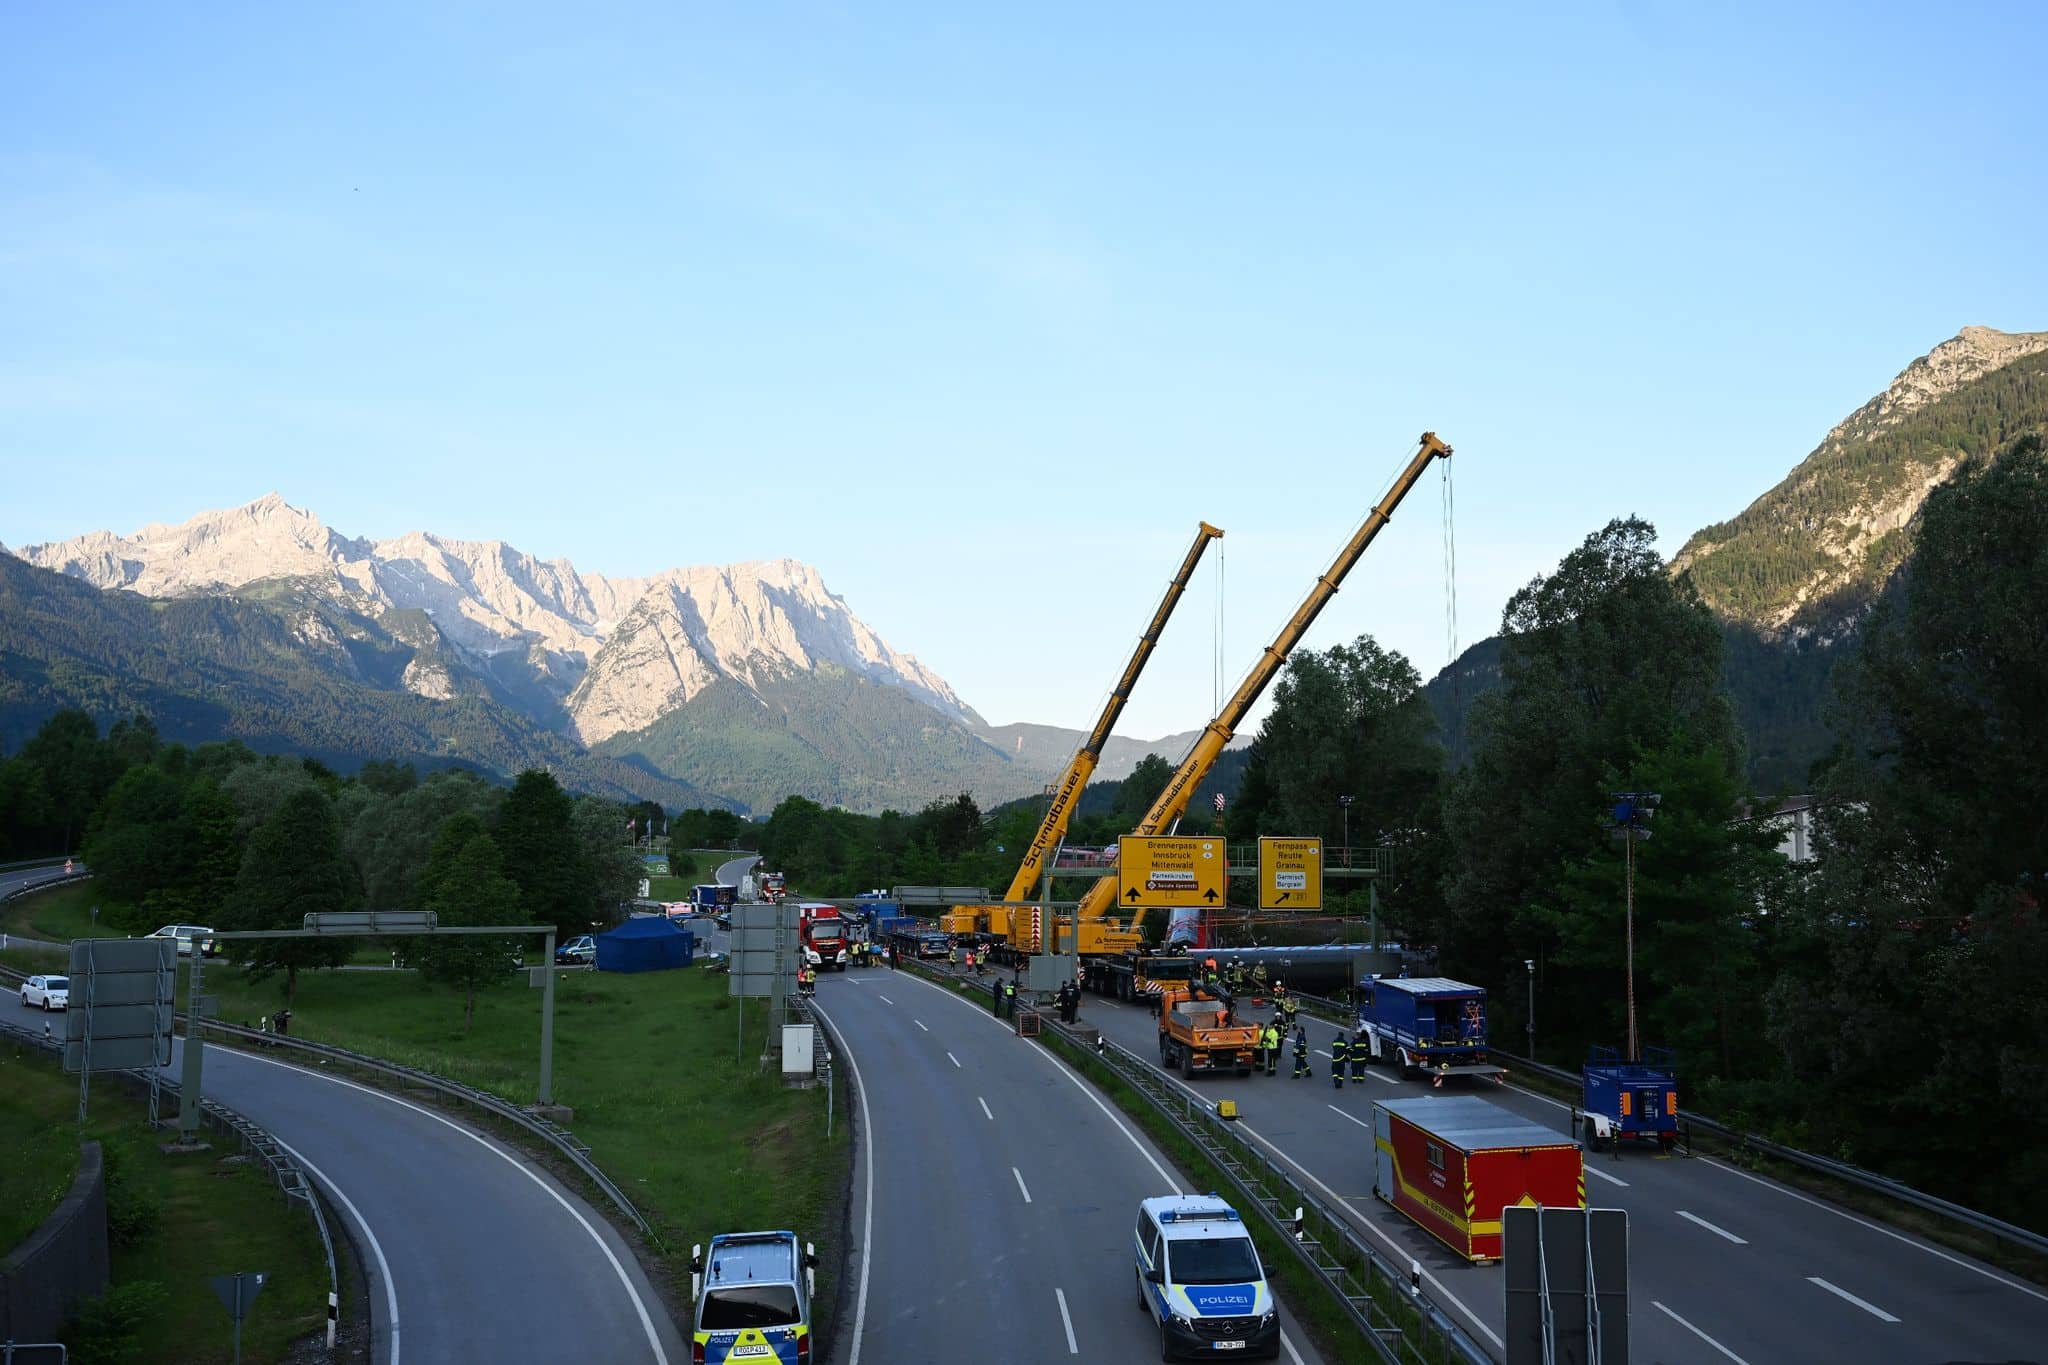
[4,3,2044,737]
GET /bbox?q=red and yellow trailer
[1371,1096,1583,1262]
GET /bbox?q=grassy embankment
[0,1044,328,1363]
[5,881,849,1328]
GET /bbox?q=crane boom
[1077,432,1452,927]
[1001,521,1224,905]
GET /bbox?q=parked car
[21,975,70,1011]
[556,934,596,966]
[148,924,217,957]
[715,911,733,930]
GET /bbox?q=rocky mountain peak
[1673,325,2048,638]
[1821,325,2048,451]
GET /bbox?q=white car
[21,975,70,1011]
[148,924,218,957]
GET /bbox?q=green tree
[495,770,587,938]
[343,771,502,910]
[414,814,522,1031]
[1116,754,1175,824]
[81,766,188,907]
[1767,433,2048,1217]
[1226,635,1445,935]
[572,795,643,922]
[0,758,54,860]
[1444,517,1750,1061]
[357,759,419,796]
[221,787,354,1004]
[18,710,113,850]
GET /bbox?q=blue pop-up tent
[595,916,695,973]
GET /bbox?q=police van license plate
[1213,1343,1246,1352]
[730,1347,773,1359]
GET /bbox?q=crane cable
[1441,456,1461,727]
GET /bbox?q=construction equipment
[953,521,1223,941]
[1070,432,1453,948]
[1155,981,1262,1078]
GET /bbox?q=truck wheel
[1182,1049,1197,1080]
[1159,1032,1170,1059]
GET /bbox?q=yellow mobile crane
[945,521,1223,939]
[1060,432,1452,954]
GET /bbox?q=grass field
[0,880,109,943]
[0,1044,328,1363]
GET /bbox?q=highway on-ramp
[5,979,685,1365]
[1079,987,2048,1364]
[810,965,1326,1365]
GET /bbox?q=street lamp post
[1338,795,1354,864]
[1606,792,1660,1062]
[1525,958,1535,1061]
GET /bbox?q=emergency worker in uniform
[1262,1023,1280,1076]
[1350,1034,1368,1081]
[1331,1033,1349,1088]
[1292,1027,1311,1079]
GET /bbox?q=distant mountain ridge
[3,495,1198,811]
[1429,325,2048,790]
[1672,326,2048,639]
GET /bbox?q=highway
[1076,985,2048,1364]
[810,964,1325,1365]
[4,857,687,1365]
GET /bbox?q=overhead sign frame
[1117,835,1225,910]
[1257,837,1324,911]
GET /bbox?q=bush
[100,1146,160,1248]
[69,1280,169,1365]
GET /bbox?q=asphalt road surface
[1079,988,2048,1364]
[2,984,684,1365]
[715,852,759,890]
[810,965,1326,1365]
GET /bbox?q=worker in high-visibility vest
[1331,1033,1348,1089]
[1261,1024,1280,1077]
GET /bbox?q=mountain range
[7,325,2039,809]
[1426,325,2048,788]
[0,497,1199,812]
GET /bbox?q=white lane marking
[897,971,1182,1192]
[1054,1287,1078,1354]
[947,1051,961,1068]
[1365,1068,1399,1085]
[1808,1276,1899,1323]
[1128,1038,1503,1352]
[1677,1209,1747,1244]
[808,1001,876,1365]
[269,1134,401,1365]
[1013,1166,1033,1204]
[877,995,895,1005]
[914,1019,928,1032]
[220,1049,670,1363]
[979,1096,994,1122]
[1652,1300,1752,1363]
[1328,1104,1371,1132]
[1698,1156,2048,1305]
[1583,1163,1630,1188]
[1280,1327,1306,1365]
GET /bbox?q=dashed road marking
[979,1097,994,1121]
[1055,1288,1078,1354]
[1651,1300,1752,1363]
[1677,1210,1747,1245]
[1013,1167,1033,1204]
[1808,1277,1899,1323]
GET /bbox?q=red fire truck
[799,902,848,971]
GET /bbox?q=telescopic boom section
[1077,432,1452,926]
[1001,521,1224,904]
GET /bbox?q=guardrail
[900,959,1488,1365]
[186,1016,658,1246]
[1284,986,2048,1260]
[0,1012,341,1350]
